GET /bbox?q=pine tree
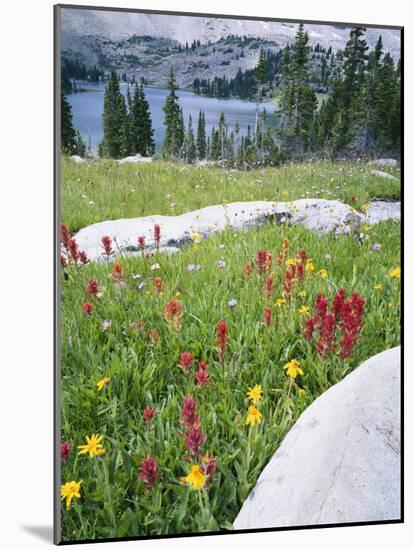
[130,83,155,156]
[162,68,184,159]
[332,26,368,151]
[185,114,196,163]
[254,48,266,142]
[278,25,317,154]
[196,111,206,159]
[61,90,77,154]
[218,112,227,160]
[100,70,128,158]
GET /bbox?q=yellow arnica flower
[305,261,315,272]
[275,298,286,307]
[175,291,182,297]
[78,434,104,458]
[247,384,263,405]
[283,359,304,379]
[299,306,310,316]
[96,376,110,392]
[181,465,206,490]
[246,405,263,427]
[318,269,328,279]
[389,267,401,279]
[298,290,307,298]
[286,258,297,266]
[374,283,383,291]
[61,480,82,510]
[298,388,306,398]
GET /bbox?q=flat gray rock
[233,346,401,529]
[72,199,400,262]
[70,155,86,163]
[371,169,398,180]
[116,154,152,164]
[364,201,401,224]
[73,200,361,261]
[368,158,399,167]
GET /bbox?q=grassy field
[60,158,401,541]
[61,157,401,233]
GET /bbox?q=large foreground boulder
[233,346,401,529]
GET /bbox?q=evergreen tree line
[62,58,105,93]
[278,24,401,156]
[98,71,154,158]
[193,49,284,100]
[61,91,88,156]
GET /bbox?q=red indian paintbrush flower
[82,301,94,315]
[163,299,183,331]
[153,224,161,247]
[79,250,89,265]
[60,223,72,249]
[266,252,273,271]
[201,453,217,477]
[216,320,228,360]
[195,361,209,387]
[143,406,156,423]
[139,455,158,489]
[256,249,267,274]
[181,396,199,428]
[304,289,365,359]
[111,261,124,282]
[138,236,145,250]
[264,275,274,298]
[86,279,100,297]
[179,352,195,372]
[244,262,252,278]
[67,238,80,264]
[263,306,272,327]
[101,235,113,257]
[60,442,71,462]
[153,276,163,294]
[184,425,206,455]
[277,238,289,264]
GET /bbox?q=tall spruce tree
[100,70,128,158]
[130,83,155,156]
[196,111,206,159]
[278,24,317,154]
[162,68,184,158]
[332,26,368,151]
[61,91,77,154]
[184,114,196,163]
[254,48,267,142]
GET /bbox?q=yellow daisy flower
[389,267,401,279]
[283,359,304,379]
[246,405,263,427]
[374,283,383,291]
[181,465,206,490]
[61,480,82,510]
[298,290,307,298]
[78,434,104,458]
[96,377,110,392]
[305,261,315,272]
[299,306,310,316]
[275,298,286,307]
[247,384,262,405]
[318,269,328,279]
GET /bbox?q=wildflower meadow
[59,158,401,541]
